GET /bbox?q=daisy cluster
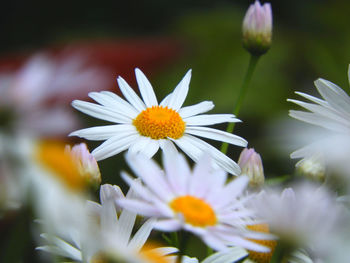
[2,1,350,263]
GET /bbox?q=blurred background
[0,0,350,261]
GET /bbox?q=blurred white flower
[250,183,344,257]
[242,0,272,56]
[119,151,273,252]
[38,184,179,263]
[288,66,350,177]
[70,68,247,175]
[0,53,109,136]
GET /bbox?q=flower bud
[65,143,101,187]
[238,148,264,188]
[296,155,325,182]
[242,1,272,56]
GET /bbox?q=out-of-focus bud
[242,1,272,56]
[238,148,264,188]
[296,155,325,182]
[65,143,101,187]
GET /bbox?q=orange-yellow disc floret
[246,224,277,263]
[133,106,185,140]
[35,141,85,191]
[170,195,217,227]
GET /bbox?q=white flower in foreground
[119,152,273,252]
[38,184,178,263]
[288,66,350,176]
[250,184,343,256]
[70,68,247,175]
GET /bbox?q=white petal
[100,184,124,205]
[72,100,130,123]
[92,134,139,160]
[153,219,182,232]
[128,137,159,158]
[288,99,349,127]
[166,70,192,111]
[115,207,137,246]
[117,199,162,217]
[185,114,240,126]
[101,90,140,116]
[160,92,173,107]
[163,149,190,196]
[189,154,214,197]
[201,247,248,263]
[185,126,247,147]
[289,110,348,132]
[175,135,242,175]
[128,218,156,251]
[315,78,350,116]
[126,154,174,201]
[135,68,158,107]
[178,101,214,118]
[117,76,146,112]
[150,247,179,256]
[38,234,82,260]
[69,124,136,141]
[294,91,329,107]
[89,91,138,118]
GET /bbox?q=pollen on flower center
[133,106,185,140]
[170,195,217,227]
[246,224,277,263]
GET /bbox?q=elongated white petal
[160,92,172,107]
[38,234,82,260]
[201,247,248,263]
[185,114,240,126]
[126,154,174,201]
[178,101,214,118]
[288,99,349,127]
[294,91,329,107]
[128,137,159,158]
[72,100,130,123]
[117,199,162,217]
[128,218,155,251]
[135,68,158,107]
[315,78,350,116]
[117,76,146,112]
[69,124,136,140]
[92,134,139,160]
[100,90,140,116]
[289,110,348,132]
[115,203,137,246]
[185,126,247,147]
[150,247,179,256]
[175,134,242,175]
[89,91,138,118]
[153,219,182,232]
[166,70,192,111]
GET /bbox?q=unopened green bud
[242,1,272,56]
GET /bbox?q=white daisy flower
[118,151,273,252]
[38,183,179,263]
[70,68,247,175]
[250,184,344,256]
[288,65,350,176]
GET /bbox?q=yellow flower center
[246,224,277,263]
[170,195,217,227]
[140,244,173,263]
[133,106,185,140]
[35,141,85,191]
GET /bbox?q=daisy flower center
[35,141,85,191]
[133,106,185,140]
[246,224,277,263]
[170,195,217,227]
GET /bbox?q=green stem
[220,54,260,155]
